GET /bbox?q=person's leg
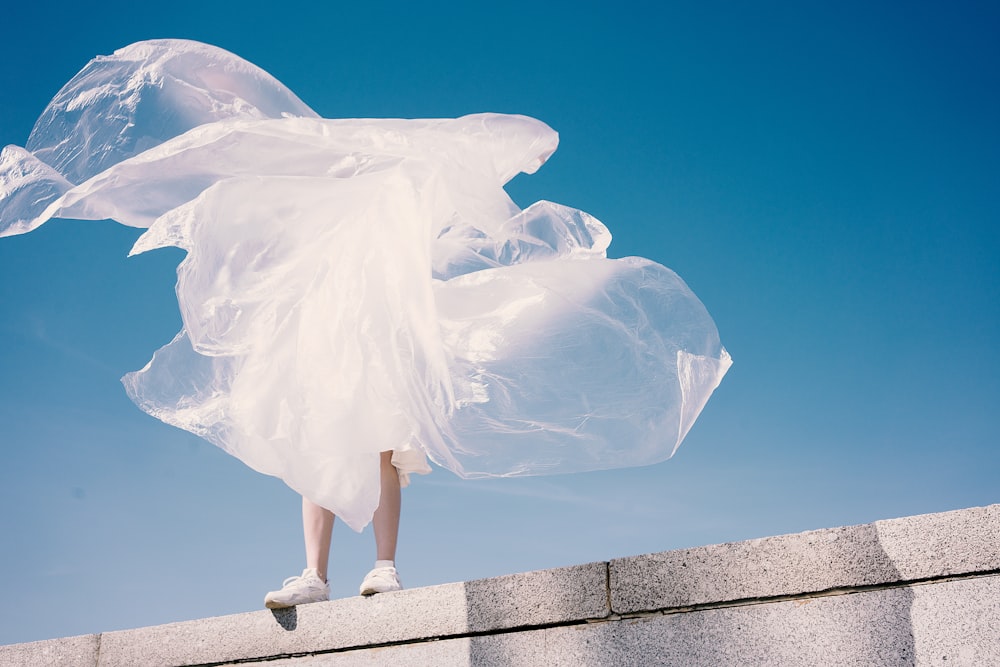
[360,451,403,595]
[263,496,333,608]
[373,450,401,561]
[302,496,335,582]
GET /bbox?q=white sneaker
[359,566,403,596]
[264,568,330,609]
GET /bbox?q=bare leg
[302,496,334,582]
[373,451,401,561]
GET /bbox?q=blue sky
[1,0,998,645]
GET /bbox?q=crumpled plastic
[0,39,731,530]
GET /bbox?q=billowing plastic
[0,40,731,530]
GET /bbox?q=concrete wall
[3,504,997,666]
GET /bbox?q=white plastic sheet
[0,40,731,530]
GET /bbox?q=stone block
[252,575,1000,665]
[96,561,608,666]
[0,633,99,667]
[96,583,467,667]
[462,560,609,631]
[262,631,547,666]
[610,503,1000,614]
[875,503,1000,580]
[542,574,999,666]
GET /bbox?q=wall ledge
[4,503,998,666]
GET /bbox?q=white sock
[375,559,394,570]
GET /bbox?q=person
[0,39,731,610]
[264,453,403,608]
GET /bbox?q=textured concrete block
[875,504,1000,580]
[262,575,1000,666]
[610,503,1000,614]
[262,631,547,666]
[97,583,469,667]
[910,574,1000,665]
[542,575,1000,666]
[0,633,99,667]
[463,561,609,631]
[96,561,607,666]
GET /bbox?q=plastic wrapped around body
[0,40,731,530]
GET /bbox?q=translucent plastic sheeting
[0,39,731,530]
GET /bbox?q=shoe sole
[265,599,291,610]
[265,596,329,609]
[360,585,402,596]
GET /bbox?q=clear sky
[1,0,998,646]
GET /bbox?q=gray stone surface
[95,561,607,666]
[910,574,1000,666]
[0,633,99,667]
[263,631,547,666]
[237,575,1000,666]
[875,504,1000,580]
[97,582,468,667]
[463,560,608,631]
[544,574,999,667]
[610,503,1000,614]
